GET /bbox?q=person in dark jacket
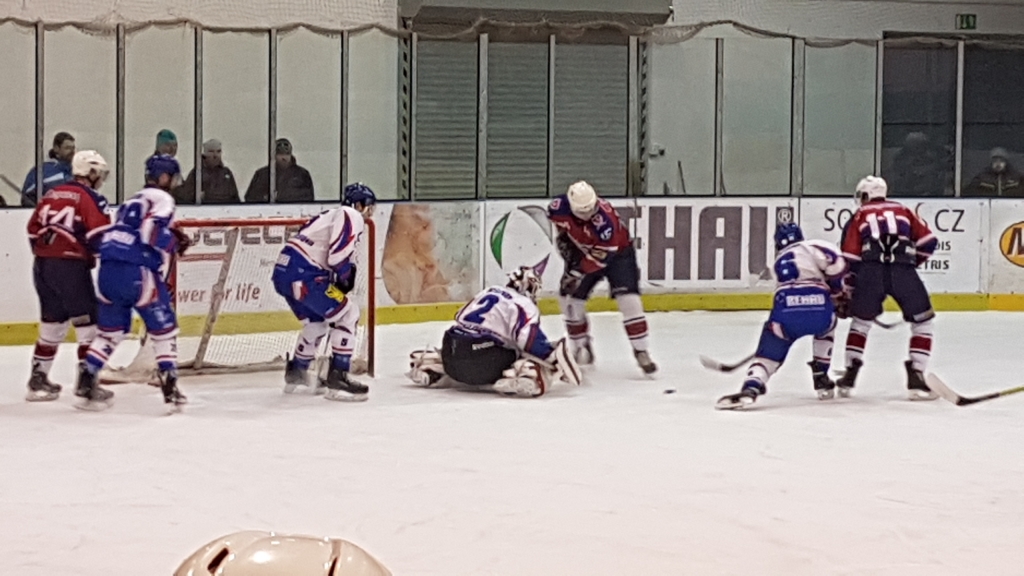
[888,132,952,197]
[174,139,241,205]
[244,138,314,203]
[21,132,75,207]
[963,147,1023,197]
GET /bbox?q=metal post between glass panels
[268,29,277,203]
[791,39,806,197]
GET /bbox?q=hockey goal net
[99,217,376,383]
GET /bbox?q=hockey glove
[832,292,852,319]
[560,269,585,295]
[332,262,357,294]
[556,233,583,268]
[170,226,193,256]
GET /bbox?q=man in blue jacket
[21,132,76,207]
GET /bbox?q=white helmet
[174,531,392,576]
[855,175,887,205]
[507,266,542,301]
[567,181,598,219]
[72,150,109,186]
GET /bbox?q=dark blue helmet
[343,182,376,208]
[774,222,804,251]
[145,154,181,183]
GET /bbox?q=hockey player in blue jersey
[716,223,849,410]
[76,154,190,412]
[272,183,376,402]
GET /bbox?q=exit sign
[956,14,977,30]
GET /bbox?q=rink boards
[0,197,1022,343]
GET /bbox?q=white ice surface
[2,311,1024,575]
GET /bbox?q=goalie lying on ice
[407,266,582,398]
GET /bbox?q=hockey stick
[925,373,1024,407]
[874,318,903,329]
[700,353,756,373]
[0,174,20,193]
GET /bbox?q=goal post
[99,216,376,383]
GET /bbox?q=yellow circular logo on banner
[1000,222,1024,267]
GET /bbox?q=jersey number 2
[463,294,500,324]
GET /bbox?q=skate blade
[908,389,939,401]
[25,390,60,402]
[74,397,113,412]
[837,386,853,399]
[324,390,368,402]
[166,402,185,415]
[816,389,835,400]
[715,396,755,411]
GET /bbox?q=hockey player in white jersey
[407,267,582,398]
[78,154,190,412]
[272,183,375,402]
[716,223,849,410]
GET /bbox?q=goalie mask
[174,531,391,576]
[507,266,542,301]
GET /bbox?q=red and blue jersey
[547,195,632,274]
[841,200,937,267]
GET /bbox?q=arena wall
[0,197,1022,344]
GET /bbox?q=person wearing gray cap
[963,147,1022,197]
[173,139,241,205]
[244,138,314,203]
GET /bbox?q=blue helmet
[145,154,181,183]
[774,222,804,250]
[343,182,376,208]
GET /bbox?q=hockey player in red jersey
[25,150,111,401]
[836,175,939,400]
[547,181,656,375]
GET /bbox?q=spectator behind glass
[173,139,241,205]
[889,132,952,197]
[20,132,75,207]
[244,138,314,203]
[155,129,178,157]
[963,147,1023,197]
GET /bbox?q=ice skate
[835,358,862,398]
[159,371,187,414]
[25,366,61,402]
[283,355,310,394]
[715,386,759,410]
[322,367,369,402]
[574,341,594,366]
[905,360,938,401]
[634,349,658,375]
[809,361,836,400]
[74,364,113,411]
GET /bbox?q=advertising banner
[987,200,1024,294]
[379,202,481,305]
[484,198,798,295]
[799,198,986,294]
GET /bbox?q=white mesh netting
[0,0,397,33]
[100,218,375,383]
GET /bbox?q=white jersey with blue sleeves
[98,186,177,272]
[774,239,847,291]
[285,206,365,274]
[454,286,555,359]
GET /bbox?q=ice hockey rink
[2,310,1023,575]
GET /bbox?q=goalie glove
[170,225,192,256]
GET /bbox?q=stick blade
[925,373,965,406]
[699,355,726,372]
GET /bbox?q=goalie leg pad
[492,359,546,398]
[550,338,582,386]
